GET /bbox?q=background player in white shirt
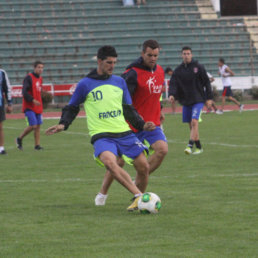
[218,58,244,113]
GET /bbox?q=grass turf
[1,110,258,257]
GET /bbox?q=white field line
[5,126,258,149]
[1,173,258,184]
[166,139,258,149]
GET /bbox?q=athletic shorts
[135,126,167,152]
[222,86,233,97]
[182,103,204,123]
[93,133,148,166]
[25,110,43,126]
[0,105,6,122]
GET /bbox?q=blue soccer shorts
[182,103,204,123]
[93,133,147,166]
[135,126,167,154]
[25,110,43,126]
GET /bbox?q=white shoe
[216,110,223,115]
[239,104,244,112]
[95,193,108,206]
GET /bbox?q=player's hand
[33,99,41,106]
[143,121,156,131]
[6,105,12,113]
[168,96,174,103]
[45,124,65,135]
[206,100,212,109]
[160,112,165,124]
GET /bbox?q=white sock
[134,193,142,198]
[0,146,4,152]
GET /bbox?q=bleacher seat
[0,0,257,84]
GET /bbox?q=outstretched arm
[46,80,86,135]
[123,104,155,131]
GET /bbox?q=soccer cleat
[216,110,223,115]
[127,196,141,211]
[192,148,203,155]
[16,137,23,150]
[35,145,44,150]
[239,104,244,112]
[95,193,108,206]
[184,146,192,155]
[0,150,7,155]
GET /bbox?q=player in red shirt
[95,40,168,206]
[16,61,44,151]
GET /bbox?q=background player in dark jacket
[95,40,168,206]
[16,61,44,151]
[0,68,12,155]
[169,46,212,155]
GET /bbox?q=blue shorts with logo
[183,103,204,123]
[25,109,43,126]
[135,126,167,149]
[93,133,147,166]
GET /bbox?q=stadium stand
[0,0,257,85]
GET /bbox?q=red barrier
[11,83,77,98]
[11,80,169,99]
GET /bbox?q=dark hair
[142,39,160,53]
[181,46,192,52]
[219,58,225,64]
[34,61,43,68]
[165,67,173,74]
[97,45,118,60]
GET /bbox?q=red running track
[6,103,258,120]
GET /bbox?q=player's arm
[200,65,213,108]
[122,80,155,131]
[121,69,137,97]
[168,72,177,102]
[46,81,85,135]
[2,70,12,113]
[225,66,234,76]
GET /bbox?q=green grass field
[1,111,258,258]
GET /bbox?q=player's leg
[228,96,240,106]
[190,119,199,141]
[190,103,204,154]
[16,110,35,150]
[220,87,228,112]
[0,121,6,154]
[99,151,142,195]
[183,105,194,154]
[133,152,149,192]
[95,158,124,205]
[0,107,7,154]
[34,114,43,150]
[148,140,168,174]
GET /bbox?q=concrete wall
[212,76,258,90]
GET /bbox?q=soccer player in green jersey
[46,46,156,211]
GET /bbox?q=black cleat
[0,150,7,155]
[35,145,44,151]
[16,137,23,150]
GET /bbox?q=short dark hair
[181,46,192,52]
[34,61,43,68]
[142,39,160,53]
[165,67,173,74]
[219,58,225,64]
[97,46,118,60]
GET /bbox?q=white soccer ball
[138,192,161,214]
